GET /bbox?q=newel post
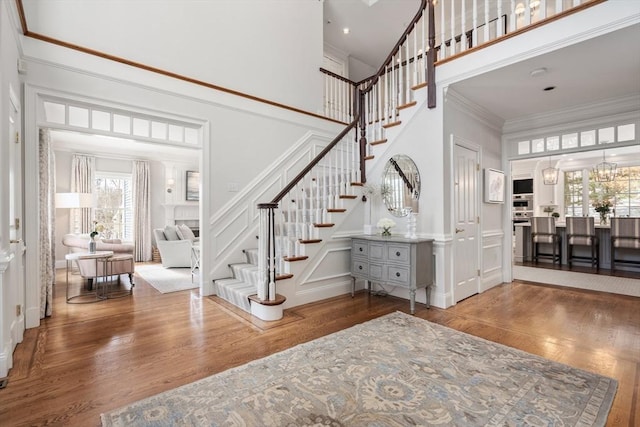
[257,202,277,301]
[427,0,436,109]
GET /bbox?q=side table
[191,242,200,283]
[65,251,113,303]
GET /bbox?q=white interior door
[453,140,480,303]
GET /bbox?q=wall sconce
[166,178,175,193]
[542,157,559,185]
[593,151,617,182]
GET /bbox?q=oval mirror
[381,154,420,217]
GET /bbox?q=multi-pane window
[590,166,640,218]
[564,166,640,222]
[94,174,133,240]
[564,170,583,217]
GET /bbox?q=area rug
[135,264,198,294]
[101,311,617,426]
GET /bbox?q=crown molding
[445,88,505,132]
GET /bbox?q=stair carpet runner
[214,248,260,312]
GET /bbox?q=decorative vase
[381,227,392,237]
[88,237,96,254]
[599,212,608,225]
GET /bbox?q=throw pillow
[163,225,180,241]
[177,224,196,241]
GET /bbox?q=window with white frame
[563,170,583,217]
[94,173,133,240]
[588,166,640,218]
[563,165,640,221]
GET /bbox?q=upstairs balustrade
[256,0,601,304]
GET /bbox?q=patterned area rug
[101,312,617,426]
[135,264,198,294]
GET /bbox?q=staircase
[214,249,260,312]
[212,0,599,318]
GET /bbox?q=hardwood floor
[0,267,638,426]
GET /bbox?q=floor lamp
[55,192,93,234]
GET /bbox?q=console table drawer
[351,260,368,278]
[385,265,410,286]
[352,260,385,281]
[387,244,410,264]
[352,241,368,257]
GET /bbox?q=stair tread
[382,120,401,129]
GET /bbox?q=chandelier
[593,151,617,182]
[541,157,558,185]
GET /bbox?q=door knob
[455,228,464,233]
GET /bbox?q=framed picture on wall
[484,168,505,203]
[186,171,200,201]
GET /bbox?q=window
[564,170,583,217]
[590,166,640,218]
[94,174,133,240]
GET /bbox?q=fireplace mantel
[163,203,199,227]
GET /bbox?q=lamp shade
[55,192,93,208]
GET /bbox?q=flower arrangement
[377,218,396,236]
[592,199,612,224]
[592,199,612,215]
[90,221,104,240]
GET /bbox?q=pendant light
[593,150,617,182]
[542,157,558,185]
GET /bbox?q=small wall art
[186,171,200,201]
[484,168,505,203]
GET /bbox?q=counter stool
[611,217,640,271]
[566,217,599,269]
[531,217,561,265]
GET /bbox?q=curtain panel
[38,129,55,318]
[133,161,152,262]
[71,154,95,234]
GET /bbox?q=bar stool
[566,217,599,269]
[610,217,640,271]
[531,217,561,265]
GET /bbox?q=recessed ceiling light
[530,67,547,77]
[343,27,350,34]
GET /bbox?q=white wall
[19,36,343,332]
[20,0,325,114]
[0,0,24,378]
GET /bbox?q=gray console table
[350,235,433,314]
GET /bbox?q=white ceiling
[323,0,421,75]
[450,23,640,122]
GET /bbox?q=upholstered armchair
[62,234,135,282]
[153,225,197,268]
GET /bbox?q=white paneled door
[453,139,480,303]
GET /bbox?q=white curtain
[71,154,95,233]
[38,129,55,318]
[133,160,152,262]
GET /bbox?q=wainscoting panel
[482,230,505,292]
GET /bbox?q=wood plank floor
[0,267,638,426]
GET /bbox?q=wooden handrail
[269,116,360,204]
[363,0,428,92]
